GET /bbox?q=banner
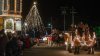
[0,18,3,30]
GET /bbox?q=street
[23,47,100,56]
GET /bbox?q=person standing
[73,29,81,54]
[87,32,96,54]
[64,32,72,53]
[0,30,8,56]
[25,35,31,48]
[5,33,19,56]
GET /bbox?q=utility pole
[70,6,77,40]
[61,7,68,33]
[70,6,77,27]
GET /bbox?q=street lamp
[48,23,52,32]
[24,22,27,35]
[48,23,51,27]
[25,23,27,26]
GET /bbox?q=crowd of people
[0,22,97,56]
[0,29,35,56]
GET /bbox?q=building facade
[0,0,22,33]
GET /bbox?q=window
[4,0,7,10]
[9,0,14,10]
[17,0,20,11]
[0,0,2,14]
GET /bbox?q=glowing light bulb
[34,2,37,5]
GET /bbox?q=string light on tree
[24,1,45,35]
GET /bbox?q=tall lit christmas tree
[24,2,45,37]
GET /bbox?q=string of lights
[24,1,46,35]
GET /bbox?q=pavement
[23,46,100,56]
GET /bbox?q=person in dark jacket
[5,34,19,56]
[0,31,8,56]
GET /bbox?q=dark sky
[23,0,100,29]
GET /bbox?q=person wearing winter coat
[0,33,8,56]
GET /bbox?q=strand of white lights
[25,2,45,34]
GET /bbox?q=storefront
[0,15,22,33]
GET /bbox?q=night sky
[23,0,100,30]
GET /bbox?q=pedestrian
[17,36,23,56]
[0,29,8,56]
[73,29,81,54]
[87,32,96,54]
[64,32,72,53]
[25,35,31,48]
[5,33,13,56]
[6,34,19,56]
